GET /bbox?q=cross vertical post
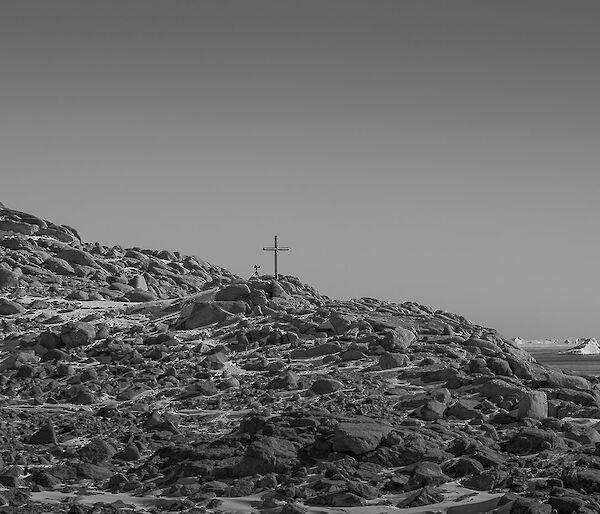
[262,235,290,280]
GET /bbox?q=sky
[2,0,600,340]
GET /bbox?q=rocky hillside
[0,203,599,514]
[0,202,237,309]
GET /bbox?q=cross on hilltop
[262,235,289,281]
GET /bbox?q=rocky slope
[0,203,599,514]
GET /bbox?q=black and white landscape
[2,203,600,513]
[3,1,600,513]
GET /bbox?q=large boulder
[414,400,447,421]
[563,468,600,494]
[0,298,25,315]
[504,428,567,454]
[235,436,298,476]
[447,399,483,421]
[60,321,97,348]
[126,289,157,302]
[27,424,58,445]
[0,220,38,235]
[215,283,251,302]
[380,327,415,351]
[556,388,599,407]
[128,275,148,291]
[45,257,75,275]
[544,371,591,391]
[517,391,548,420]
[332,418,392,455]
[177,301,247,329]
[56,248,99,269]
[562,422,600,445]
[478,378,524,400]
[310,378,343,394]
[379,352,411,370]
[0,267,19,289]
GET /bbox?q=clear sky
[2,1,600,340]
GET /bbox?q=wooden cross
[262,235,289,280]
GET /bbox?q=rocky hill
[0,203,599,513]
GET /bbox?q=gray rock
[178,301,247,329]
[45,257,75,275]
[128,274,148,291]
[0,299,25,315]
[126,289,157,302]
[27,424,58,445]
[517,391,548,420]
[57,247,99,268]
[545,371,591,391]
[0,267,19,289]
[215,283,251,302]
[78,439,116,463]
[310,378,343,394]
[447,399,482,420]
[267,370,299,390]
[235,435,298,476]
[379,352,411,370]
[60,321,97,348]
[563,422,600,445]
[381,327,415,351]
[414,400,447,421]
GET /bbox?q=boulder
[407,461,451,489]
[78,439,116,464]
[556,388,598,407]
[563,422,600,445]
[235,436,298,476]
[380,327,415,351]
[215,283,251,302]
[545,371,591,391]
[379,352,410,370]
[447,399,482,421]
[45,257,75,275]
[517,391,548,420]
[126,289,157,302]
[504,428,567,454]
[267,370,299,390]
[478,378,524,399]
[327,312,356,335]
[486,357,513,376]
[310,378,343,394]
[0,299,25,315]
[178,301,247,329]
[56,248,99,268]
[414,400,446,421]
[332,419,392,455]
[0,268,19,289]
[27,424,58,445]
[396,486,444,508]
[563,468,600,494]
[0,220,37,234]
[441,456,484,478]
[60,321,97,348]
[306,343,342,358]
[128,274,148,291]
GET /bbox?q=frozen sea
[521,342,600,377]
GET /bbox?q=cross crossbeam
[262,235,289,280]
